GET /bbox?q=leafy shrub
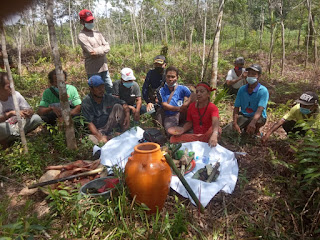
[291,127,320,185]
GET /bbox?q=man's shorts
[223,114,266,134]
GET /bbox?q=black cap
[296,92,319,105]
[246,64,262,74]
[234,57,245,64]
[154,55,166,64]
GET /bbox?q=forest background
[0,0,320,239]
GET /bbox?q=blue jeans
[88,70,113,94]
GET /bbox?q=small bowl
[80,177,119,198]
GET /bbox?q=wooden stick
[165,153,205,213]
[206,162,220,183]
[28,167,105,189]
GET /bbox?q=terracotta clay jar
[125,142,172,213]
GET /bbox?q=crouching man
[262,92,319,143]
[225,64,269,136]
[0,72,42,147]
[82,75,130,144]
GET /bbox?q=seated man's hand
[133,111,140,122]
[147,103,154,112]
[51,106,62,117]
[208,134,218,147]
[167,126,184,136]
[128,105,136,112]
[99,135,108,143]
[123,116,130,130]
[241,71,248,78]
[5,110,16,119]
[20,109,33,118]
[246,121,256,135]
[179,104,188,113]
[232,122,241,133]
[261,134,269,145]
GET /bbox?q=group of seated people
[0,55,319,149]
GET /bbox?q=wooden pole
[165,153,205,213]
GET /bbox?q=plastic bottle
[195,156,210,164]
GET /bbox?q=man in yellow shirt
[262,91,319,143]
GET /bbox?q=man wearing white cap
[112,68,146,122]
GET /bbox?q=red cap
[79,9,94,22]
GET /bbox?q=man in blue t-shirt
[157,66,195,133]
[231,64,269,135]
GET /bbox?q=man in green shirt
[262,91,319,143]
[37,69,82,125]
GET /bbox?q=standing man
[82,75,130,144]
[142,55,166,112]
[0,72,42,147]
[157,66,196,133]
[230,64,269,136]
[78,9,113,94]
[225,57,247,95]
[112,68,146,122]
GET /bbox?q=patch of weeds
[268,147,295,171]
[170,196,189,238]
[267,100,292,121]
[0,197,50,239]
[0,137,52,177]
[44,166,195,239]
[238,169,249,191]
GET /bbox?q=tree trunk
[45,0,77,150]
[130,1,141,58]
[201,0,207,81]
[280,1,285,75]
[267,0,276,74]
[164,17,168,43]
[129,12,136,55]
[259,7,264,50]
[305,0,312,67]
[17,26,22,76]
[306,0,318,65]
[188,0,199,63]
[297,4,303,48]
[210,0,225,99]
[68,0,75,49]
[0,24,28,153]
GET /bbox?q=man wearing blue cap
[82,75,130,144]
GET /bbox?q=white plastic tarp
[94,127,238,207]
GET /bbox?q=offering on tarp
[192,162,220,182]
[162,143,196,176]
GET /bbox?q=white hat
[120,68,136,81]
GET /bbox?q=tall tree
[267,0,277,74]
[45,0,77,150]
[1,23,28,153]
[201,0,207,81]
[279,0,285,75]
[210,0,225,98]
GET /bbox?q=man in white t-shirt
[0,72,42,147]
[225,57,247,95]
